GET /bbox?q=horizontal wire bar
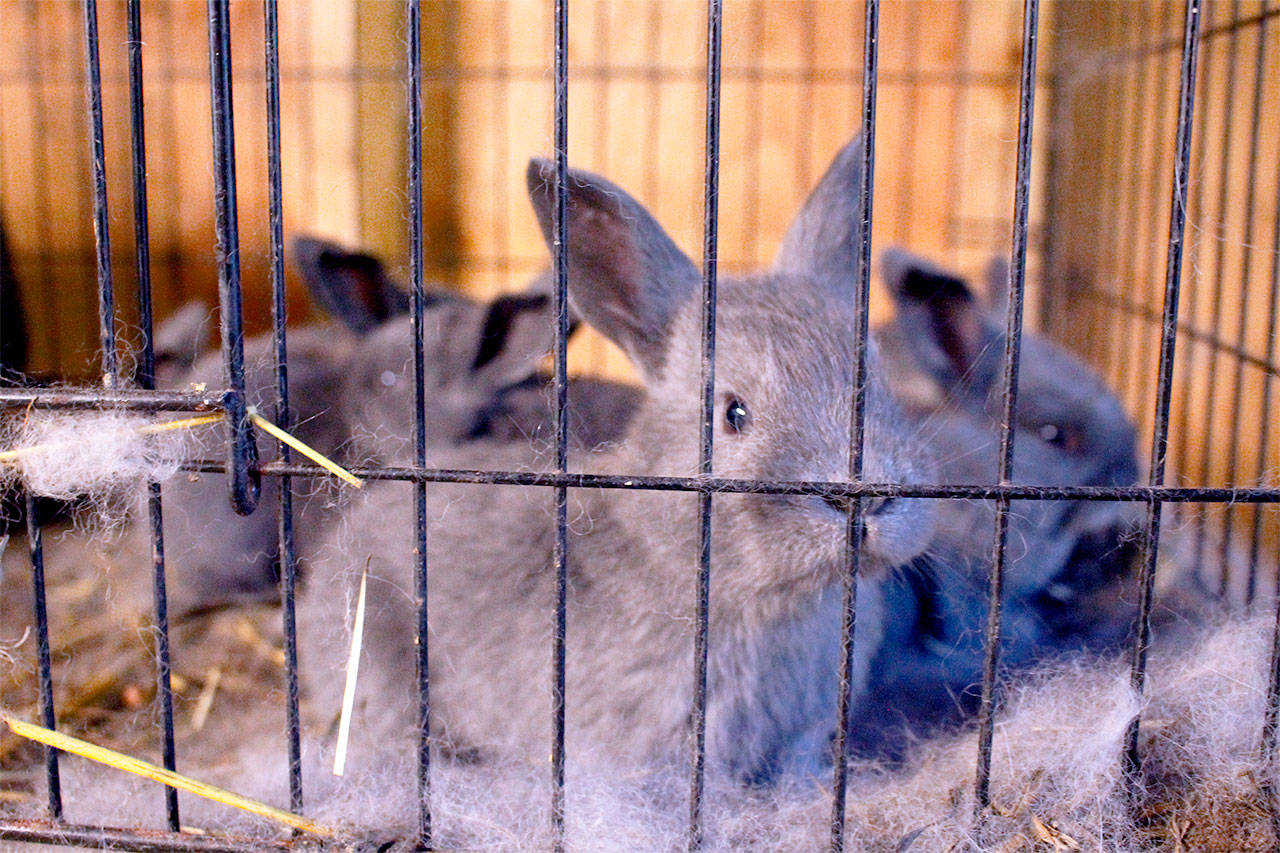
[173,459,1280,503]
[0,388,228,411]
[0,65,1027,89]
[0,821,293,853]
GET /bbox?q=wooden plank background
[0,0,1046,383]
[6,1,1275,494]
[1,0,1275,577]
[1047,0,1280,583]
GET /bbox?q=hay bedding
[1,515,1278,851]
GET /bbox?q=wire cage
[0,0,1278,850]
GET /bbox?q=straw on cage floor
[0,524,288,806]
[2,511,1279,851]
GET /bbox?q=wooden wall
[1046,0,1280,580]
[5,0,1273,575]
[0,0,1046,381]
[439,0,1053,377]
[0,0,457,379]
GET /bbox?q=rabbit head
[853,249,1142,756]
[294,236,584,461]
[139,308,356,615]
[878,248,1139,602]
[526,136,934,595]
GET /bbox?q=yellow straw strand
[247,409,363,488]
[190,666,223,734]
[333,561,370,777]
[0,412,224,464]
[1,713,332,838]
[136,412,225,435]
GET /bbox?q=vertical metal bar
[688,2,722,849]
[550,0,570,848]
[1125,0,1201,773]
[26,494,61,820]
[1218,0,1267,600]
[126,0,180,831]
[207,0,259,517]
[828,3,877,851]
[141,487,179,828]
[973,0,1038,820]
[1191,0,1241,596]
[128,0,156,394]
[405,1,432,846]
[83,0,117,385]
[1171,0,1216,532]
[1255,26,1280,815]
[263,0,303,814]
[1248,22,1279,600]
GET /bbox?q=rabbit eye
[725,398,751,433]
[1039,422,1081,453]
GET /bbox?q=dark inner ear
[320,249,411,330]
[901,268,986,383]
[472,293,552,372]
[295,237,412,334]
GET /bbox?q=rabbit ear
[773,134,866,287]
[881,248,1001,398]
[470,292,558,388]
[293,236,411,335]
[526,158,699,377]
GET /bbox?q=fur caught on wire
[0,411,220,504]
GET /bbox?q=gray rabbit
[113,313,358,615]
[109,247,402,616]
[297,136,935,784]
[294,237,642,465]
[854,249,1140,755]
[137,238,639,615]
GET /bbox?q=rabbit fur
[297,135,936,784]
